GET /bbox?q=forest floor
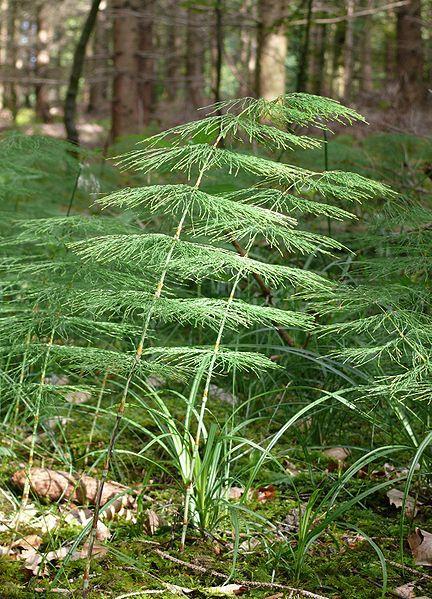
[1,104,432,598]
[1,392,432,599]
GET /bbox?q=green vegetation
[0,94,431,599]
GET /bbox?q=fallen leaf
[394,582,416,598]
[264,594,283,599]
[76,474,130,505]
[239,537,260,552]
[63,508,111,540]
[71,542,108,560]
[44,417,72,429]
[408,528,432,566]
[205,584,247,596]
[144,509,161,535]
[209,384,237,405]
[38,513,60,533]
[228,487,244,500]
[341,532,365,549]
[146,375,165,389]
[65,390,92,404]
[11,469,77,502]
[280,504,306,534]
[45,545,74,563]
[12,467,131,507]
[44,374,70,386]
[323,447,351,463]
[12,534,43,551]
[256,485,276,502]
[21,549,47,576]
[387,489,420,518]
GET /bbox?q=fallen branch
[146,544,330,599]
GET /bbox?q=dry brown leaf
[144,509,161,535]
[228,487,244,500]
[21,548,47,577]
[264,594,283,599]
[387,489,420,518]
[12,534,43,551]
[71,541,108,561]
[256,485,276,503]
[37,513,60,533]
[11,467,130,507]
[394,582,416,599]
[239,537,260,552]
[341,532,365,549]
[63,508,111,540]
[323,447,351,463]
[408,528,432,567]
[209,384,237,405]
[44,374,70,386]
[65,390,92,404]
[76,474,129,505]
[11,468,77,502]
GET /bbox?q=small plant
[0,96,391,587]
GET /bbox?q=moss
[0,557,28,598]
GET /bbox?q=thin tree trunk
[4,0,18,120]
[185,7,205,110]
[87,2,109,114]
[238,0,254,96]
[111,0,141,140]
[328,21,345,98]
[165,0,180,102]
[138,0,154,126]
[342,0,355,102]
[296,0,314,92]
[309,23,327,95]
[64,0,102,145]
[255,0,287,99]
[396,0,425,108]
[360,0,373,94]
[35,3,52,123]
[214,0,223,106]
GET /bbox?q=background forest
[0,2,432,599]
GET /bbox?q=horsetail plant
[0,95,391,588]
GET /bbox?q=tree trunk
[255,0,287,100]
[111,0,141,140]
[309,23,327,95]
[138,0,154,126]
[328,21,345,98]
[296,0,314,92]
[165,0,181,102]
[360,0,373,95]
[4,0,18,120]
[213,0,223,106]
[342,0,355,102]
[35,3,52,123]
[64,0,102,145]
[396,0,425,108]
[87,2,109,114]
[185,7,205,110]
[239,0,255,96]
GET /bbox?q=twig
[146,544,330,599]
[387,560,432,581]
